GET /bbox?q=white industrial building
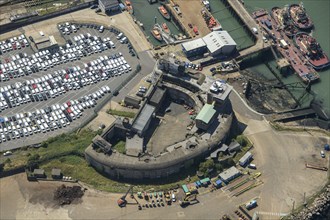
[181,38,207,58]
[202,31,237,56]
[181,31,237,58]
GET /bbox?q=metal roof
[202,31,236,54]
[149,87,166,105]
[132,104,155,133]
[99,0,119,8]
[181,38,206,51]
[219,166,241,182]
[195,104,216,124]
[239,151,252,164]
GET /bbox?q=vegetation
[107,109,136,118]
[270,122,330,136]
[2,129,97,171]
[198,159,215,176]
[113,141,126,154]
[232,135,253,163]
[3,128,200,193]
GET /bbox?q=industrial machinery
[179,194,198,207]
[117,186,142,209]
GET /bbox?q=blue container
[325,144,330,151]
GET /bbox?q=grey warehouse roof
[202,31,236,54]
[219,166,241,181]
[150,88,166,105]
[181,38,206,51]
[132,104,155,133]
[239,151,252,164]
[99,0,119,8]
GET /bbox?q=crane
[117,186,142,210]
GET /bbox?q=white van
[171,193,176,202]
[116,33,123,40]
[99,26,104,33]
[120,37,127,44]
[39,31,44,36]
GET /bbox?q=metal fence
[0,1,96,34]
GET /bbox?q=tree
[27,154,40,171]
[235,135,248,147]
[40,141,48,148]
[199,159,215,175]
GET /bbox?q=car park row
[0,30,130,82]
[0,52,131,112]
[0,85,110,143]
[0,34,29,55]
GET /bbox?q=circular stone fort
[85,58,234,180]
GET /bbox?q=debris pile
[54,185,84,205]
[290,184,330,220]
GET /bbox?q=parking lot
[0,23,141,151]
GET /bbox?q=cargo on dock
[253,9,319,83]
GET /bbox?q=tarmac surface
[0,10,155,151]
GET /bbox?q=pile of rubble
[291,185,330,220]
[54,185,84,205]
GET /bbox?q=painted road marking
[257,211,288,217]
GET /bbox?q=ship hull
[271,7,298,38]
[294,32,330,70]
[288,4,313,30]
[158,7,171,20]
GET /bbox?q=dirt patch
[54,185,84,206]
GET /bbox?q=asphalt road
[0,25,155,151]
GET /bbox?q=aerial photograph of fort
[0,0,329,219]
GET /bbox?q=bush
[41,141,48,148]
[235,135,248,147]
[199,159,215,175]
[28,154,40,162]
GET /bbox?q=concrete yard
[174,0,211,37]
[147,99,192,155]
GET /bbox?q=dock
[221,0,272,60]
[252,9,319,83]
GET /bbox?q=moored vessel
[294,32,330,70]
[125,0,134,14]
[158,6,171,20]
[271,6,298,37]
[162,23,170,34]
[288,3,313,30]
[150,25,163,42]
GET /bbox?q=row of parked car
[0,86,110,143]
[0,34,29,55]
[0,32,120,82]
[0,52,131,112]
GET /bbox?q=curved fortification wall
[85,114,233,180]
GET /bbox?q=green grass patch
[2,129,97,171]
[39,154,200,193]
[113,141,126,154]
[107,109,136,118]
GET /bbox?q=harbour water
[130,1,183,47]
[242,0,330,113]
[209,0,255,50]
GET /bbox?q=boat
[294,32,330,70]
[158,6,170,20]
[252,9,319,83]
[150,25,163,42]
[125,0,133,14]
[288,3,313,30]
[271,6,298,37]
[162,23,170,34]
